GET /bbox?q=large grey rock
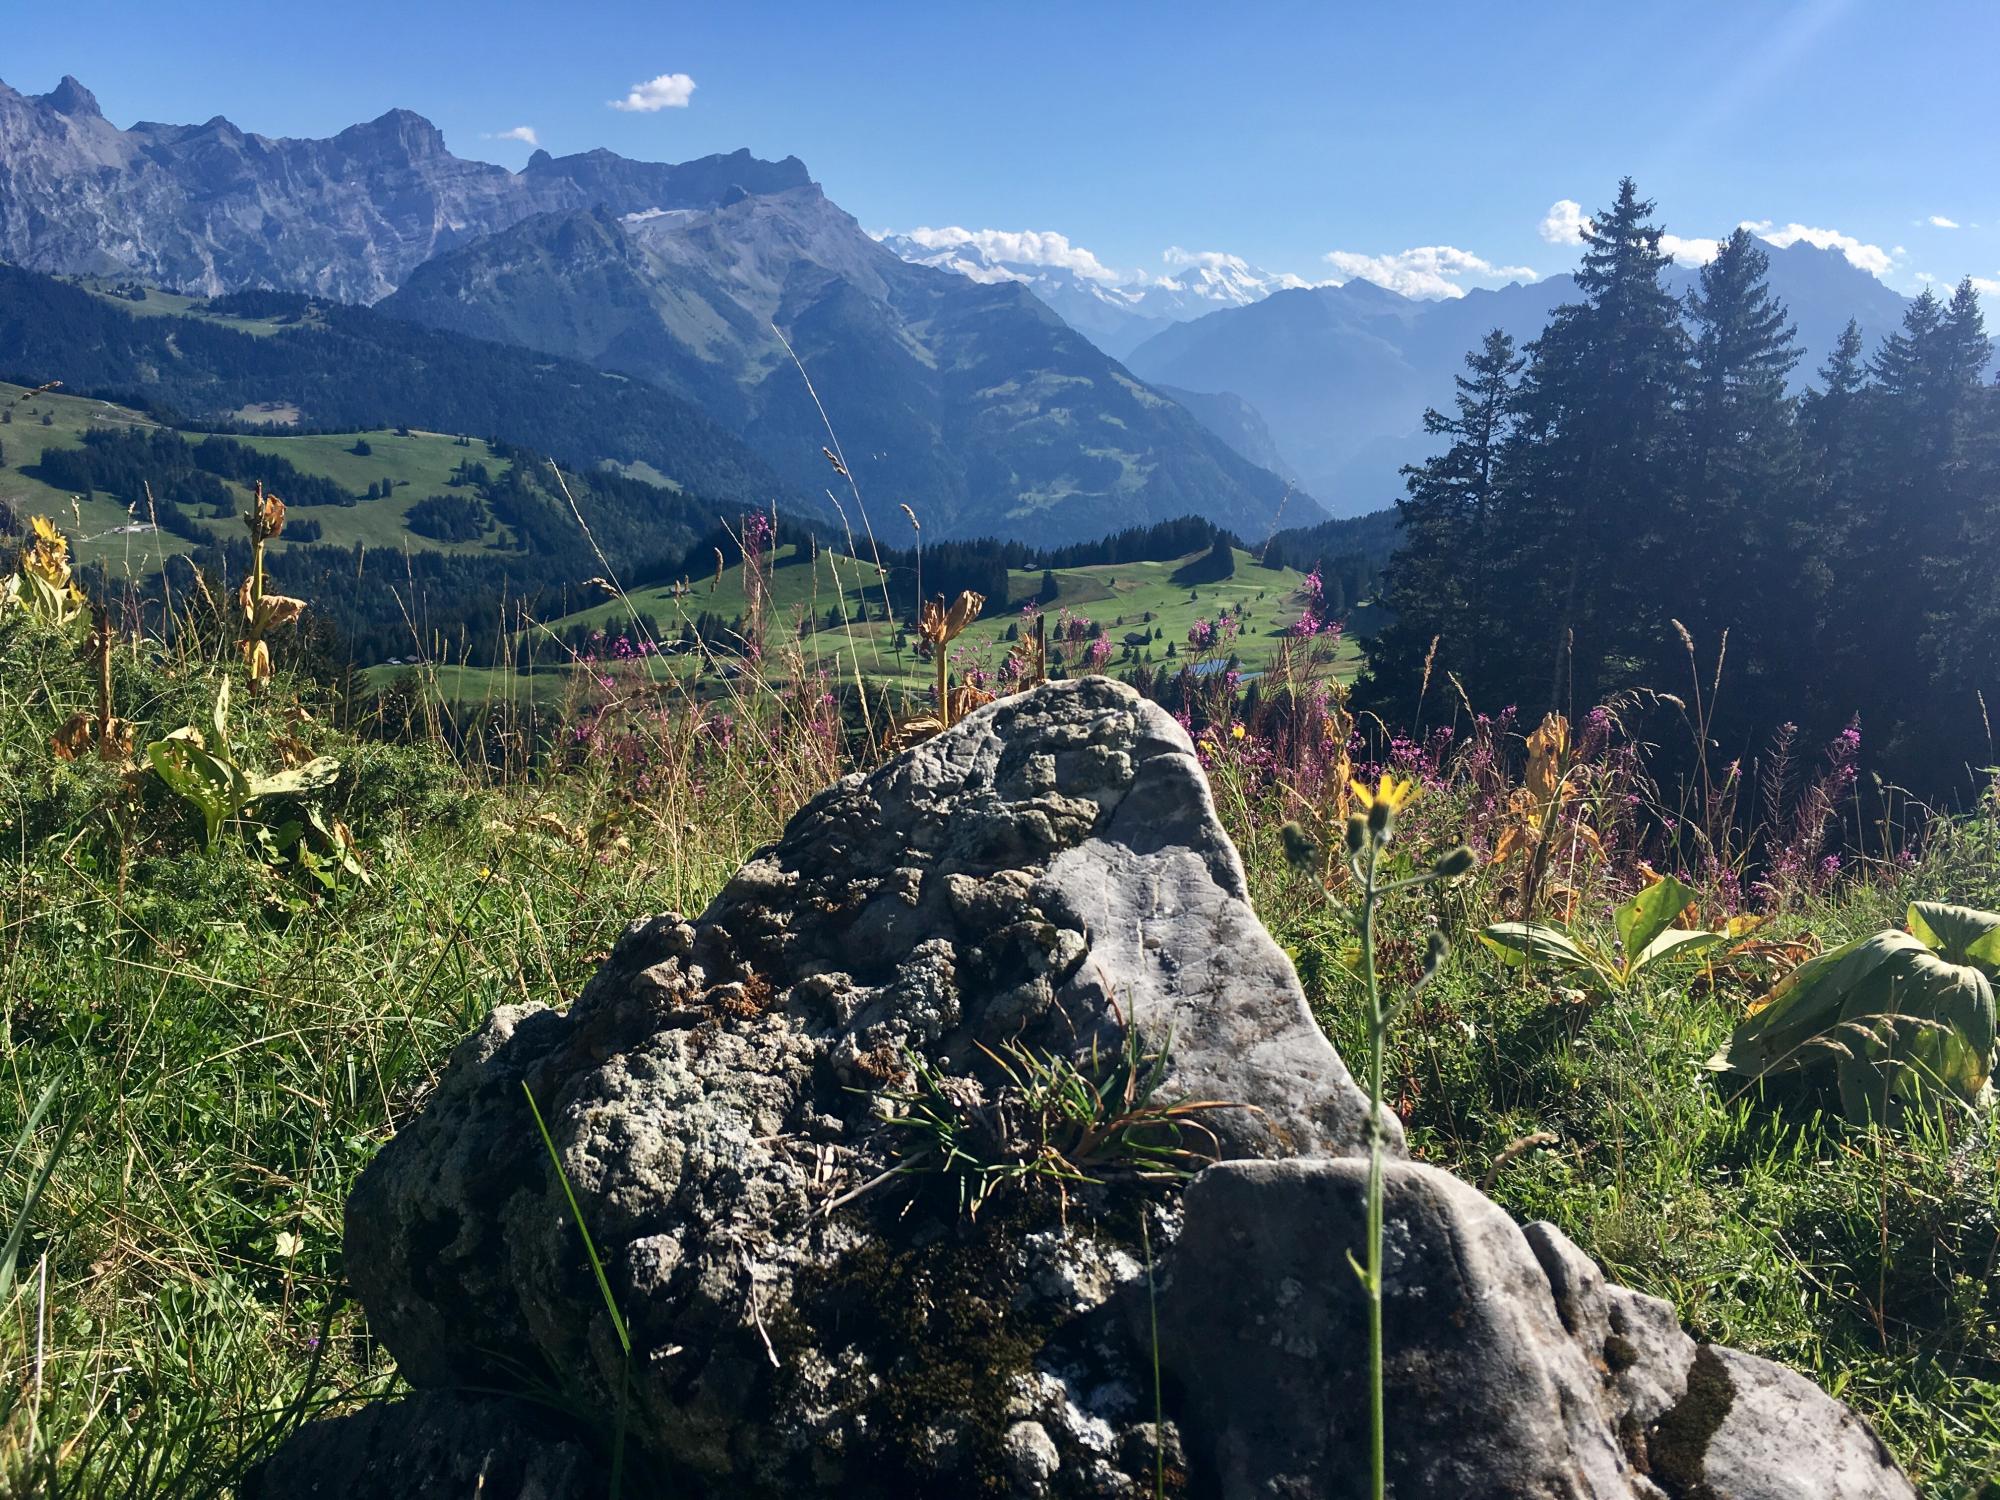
[338,679,1375,1494]
[1158,1158,1914,1500]
[280,679,1913,1498]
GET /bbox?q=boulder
[267,679,1914,1498]
[1157,1159,1913,1499]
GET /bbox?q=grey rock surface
[279,679,1913,1498]
[340,678,1373,1493]
[242,1393,604,1500]
[1158,1158,1639,1498]
[1159,1157,1914,1500]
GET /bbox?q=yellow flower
[1230,723,1246,740]
[1349,773,1419,813]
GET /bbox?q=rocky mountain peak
[337,106,449,159]
[37,75,101,118]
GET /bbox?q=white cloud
[485,125,540,147]
[1539,199,1587,245]
[1747,220,1896,277]
[896,226,1122,283]
[608,73,696,112]
[1973,276,2000,298]
[1928,215,1961,229]
[1322,245,1537,300]
[1660,233,1723,265]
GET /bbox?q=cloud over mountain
[1322,245,1536,299]
[1746,220,1895,277]
[1539,199,1587,245]
[894,227,1121,283]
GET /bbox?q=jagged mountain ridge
[0,73,806,302]
[0,74,1306,544]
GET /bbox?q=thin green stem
[1358,837,1386,1500]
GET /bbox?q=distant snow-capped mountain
[879,229,1309,359]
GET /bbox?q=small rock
[1002,1420,1061,1492]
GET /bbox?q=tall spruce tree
[1360,329,1521,721]
[1802,319,1867,490]
[1827,283,1995,757]
[1489,178,1691,712]
[1679,228,1805,712]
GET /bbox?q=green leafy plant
[4,515,88,627]
[145,675,344,855]
[1709,902,1999,1121]
[1480,874,1726,997]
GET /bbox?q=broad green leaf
[1630,927,1726,973]
[1617,875,1697,964]
[147,735,252,845]
[1833,943,1997,1121]
[1709,931,1905,1078]
[1907,902,2000,978]
[1480,922,1597,974]
[247,756,341,800]
[19,569,83,625]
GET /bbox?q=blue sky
[7,0,1996,299]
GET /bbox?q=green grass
[461,541,1368,697]
[3,549,1996,1497]
[0,607,797,1497]
[0,384,517,565]
[369,540,1370,712]
[68,278,307,339]
[0,382,195,572]
[233,430,520,556]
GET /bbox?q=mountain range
[1116,242,1917,512]
[0,74,808,303]
[876,233,1921,516]
[0,73,1965,534]
[379,196,1298,543]
[0,75,1302,545]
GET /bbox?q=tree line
[1360,180,1997,801]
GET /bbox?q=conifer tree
[1802,319,1867,487]
[1486,179,1690,711]
[1360,329,1520,719]
[1824,283,1994,758]
[1678,228,1805,699]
